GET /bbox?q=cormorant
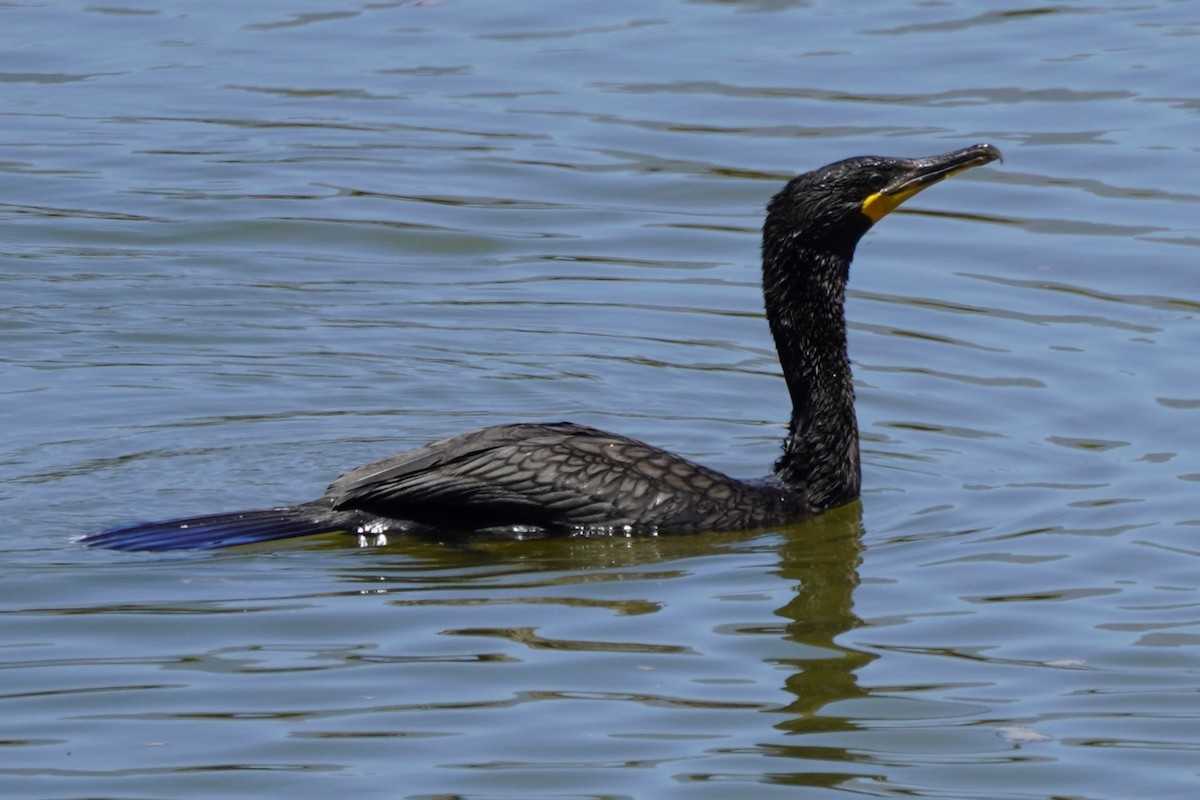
[82,144,1001,551]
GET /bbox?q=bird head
[764,143,1002,262]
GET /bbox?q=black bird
[82,144,1001,552]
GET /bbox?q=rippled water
[2,1,1198,798]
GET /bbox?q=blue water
[2,1,1198,798]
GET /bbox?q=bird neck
[763,244,861,512]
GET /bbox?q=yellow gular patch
[860,185,924,223]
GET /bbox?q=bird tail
[80,504,367,552]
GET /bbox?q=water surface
[2,1,1198,798]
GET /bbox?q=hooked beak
[861,143,1002,223]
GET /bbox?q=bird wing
[323,421,747,532]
